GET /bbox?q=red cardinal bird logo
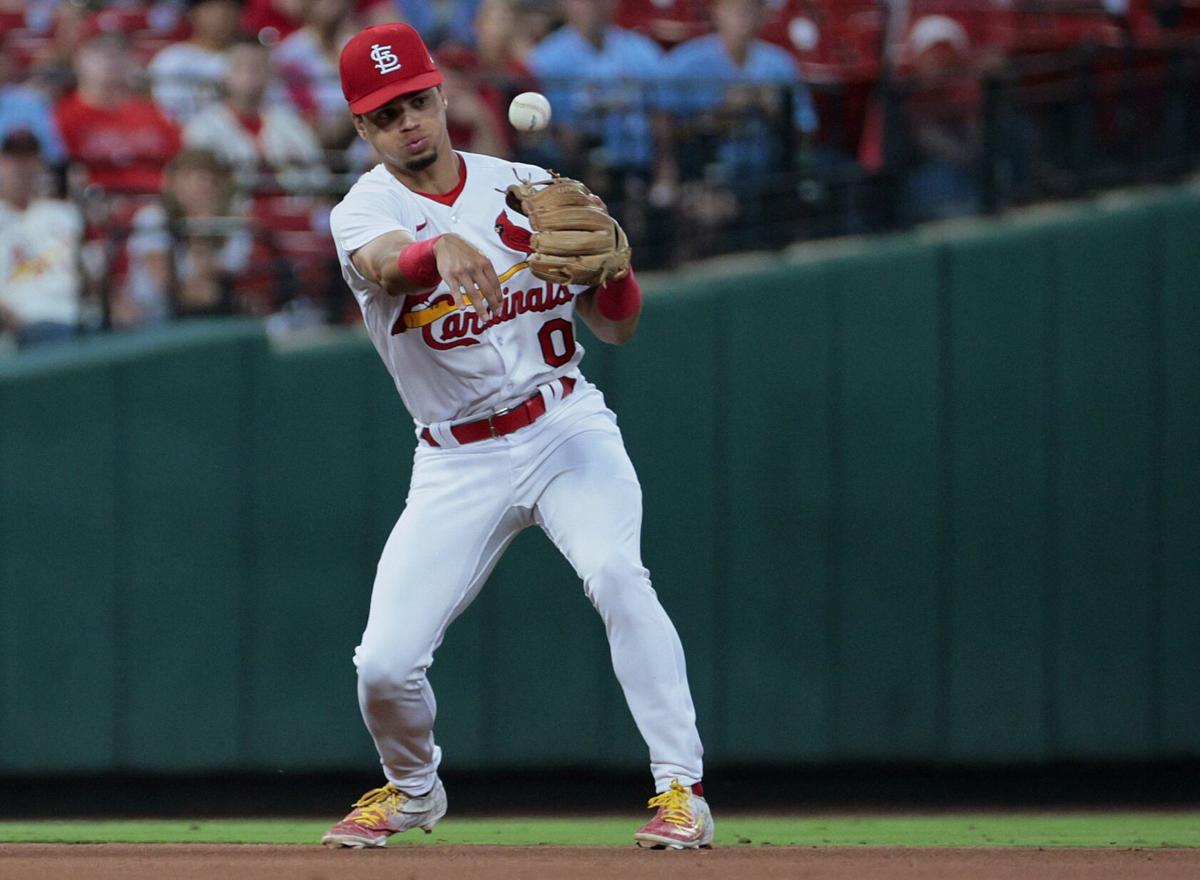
[494,210,533,254]
[391,211,536,335]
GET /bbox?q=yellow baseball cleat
[321,778,447,848]
[634,778,715,849]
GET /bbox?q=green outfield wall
[1,188,1197,774]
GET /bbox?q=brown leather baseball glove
[504,175,631,287]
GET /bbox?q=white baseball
[508,91,551,132]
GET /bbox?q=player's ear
[352,114,368,140]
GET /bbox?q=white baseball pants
[353,384,705,795]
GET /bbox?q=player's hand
[434,234,502,320]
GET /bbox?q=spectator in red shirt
[55,31,182,194]
[436,44,512,157]
[475,0,538,87]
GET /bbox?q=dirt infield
[3,844,1200,879]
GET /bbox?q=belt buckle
[487,404,513,438]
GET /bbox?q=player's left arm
[574,270,643,346]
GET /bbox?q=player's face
[356,87,449,174]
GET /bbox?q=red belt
[421,377,576,447]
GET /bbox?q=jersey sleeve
[329,179,416,256]
[508,161,552,183]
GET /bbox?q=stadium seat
[0,10,24,37]
[1014,2,1125,53]
[1,30,54,74]
[762,1,884,83]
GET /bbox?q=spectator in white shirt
[184,36,329,194]
[273,0,359,149]
[0,130,83,350]
[149,0,244,124]
[117,148,255,327]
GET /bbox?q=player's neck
[388,145,462,196]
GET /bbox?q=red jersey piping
[411,154,467,206]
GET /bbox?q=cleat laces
[348,784,407,827]
[646,779,694,829]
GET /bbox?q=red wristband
[595,269,641,321]
[396,235,443,289]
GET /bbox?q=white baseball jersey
[330,151,588,429]
[327,148,706,805]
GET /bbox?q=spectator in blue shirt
[0,48,66,167]
[663,0,816,184]
[527,0,677,266]
[658,0,819,259]
[390,0,483,49]
[527,0,667,173]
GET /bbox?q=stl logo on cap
[370,43,401,75]
[340,23,444,115]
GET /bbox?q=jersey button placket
[490,335,514,402]
[485,292,512,397]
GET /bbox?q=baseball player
[320,23,714,850]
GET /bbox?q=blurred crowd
[2,0,1200,351]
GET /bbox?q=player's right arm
[351,231,502,318]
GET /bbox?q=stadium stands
[1,0,1199,347]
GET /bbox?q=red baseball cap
[339,23,444,115]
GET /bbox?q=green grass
[1,814,1199,847]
